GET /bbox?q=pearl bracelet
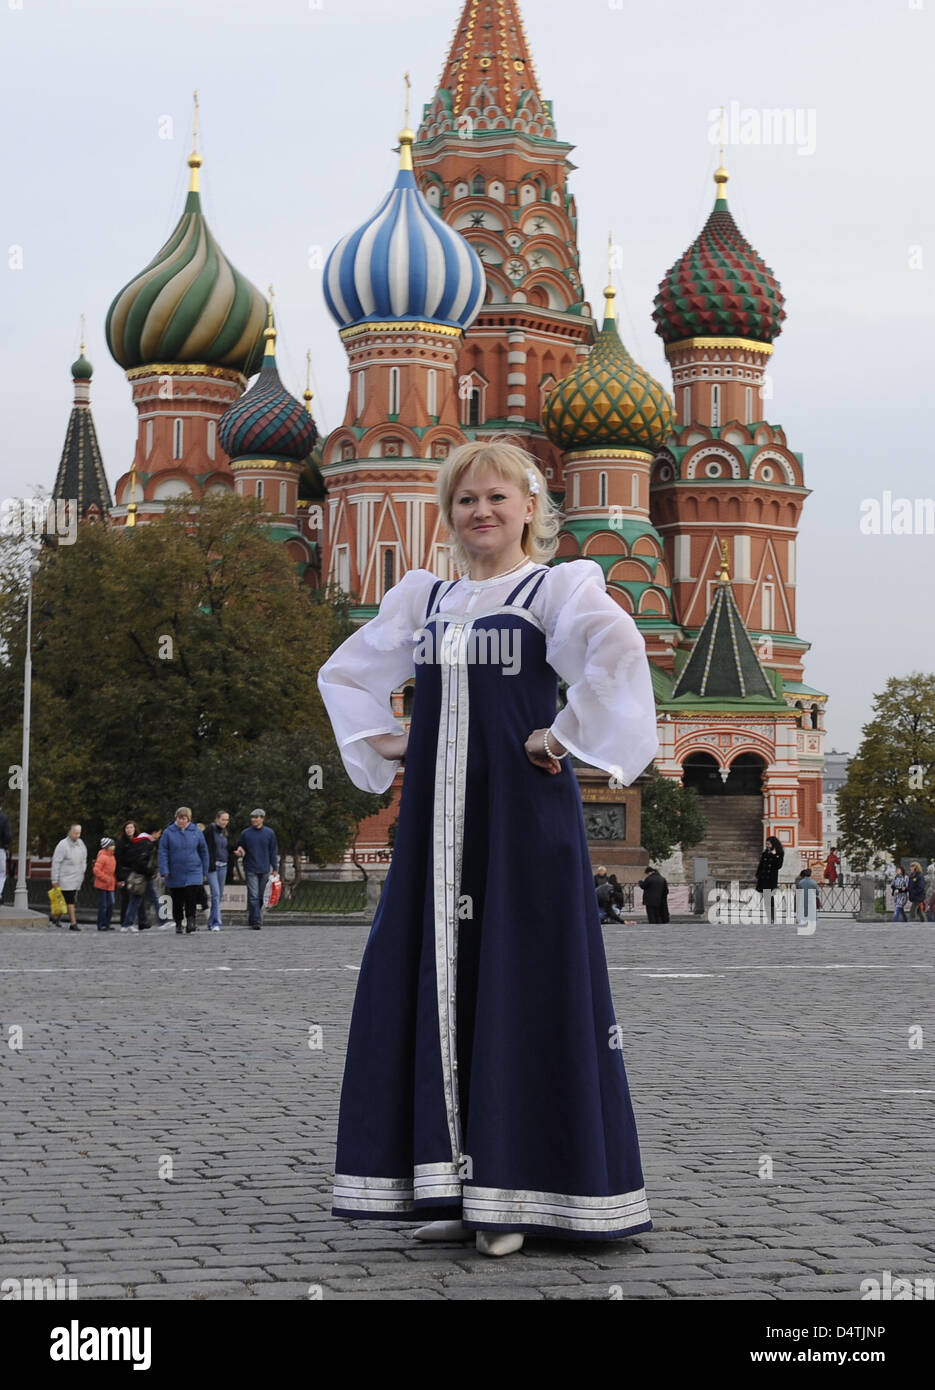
[543,728,569,761]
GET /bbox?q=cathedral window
[631,474,640,509]
[471,174,486,194]
[427,369,437,417]
[745,387,754,423]
[256,479,264,501]
[279,481,288,514]
[572,473,580,509]
[389,367,400,416]
[761,583,775,629]
[382,547,395,595]
[173,418,184,459]
[207,419,216,461]
[145,420,153,456]
[468,387,481,427]
[711,384,721,426]
[357,371,365,416]
[681,385,691,425]
[599,472,608,507]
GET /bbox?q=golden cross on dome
[79,312,86,354]
[404,71,411,129]
[188,90,202,191]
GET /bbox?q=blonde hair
[175,806,193,820]
[436,438,561,572]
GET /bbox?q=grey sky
[2,0,933,753]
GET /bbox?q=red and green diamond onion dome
[322,124,485,332]
[217,307,317,463]
[653,165,786,346]
[543,284,674,453]
[105,145,268,373]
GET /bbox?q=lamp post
[13,546,41,912]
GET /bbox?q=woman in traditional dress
[317,440,659,1257]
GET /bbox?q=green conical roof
[671,554,777,701]
[543,287,673,453]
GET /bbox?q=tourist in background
[51,824,87,931]
[824,846,840,885]
[907,862,927,923]
[158,808,209,935]
[114,821,138,928]
[93,837,117,931]
[203,810,231,932]
[891,864,910,923]
[756,835,785,924]
[0,799,13,902]
[234,809,279,930]
[638,866,669,924]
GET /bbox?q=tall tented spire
[435,0,543,121]
[670,556,776,701]
[52,347,113,520]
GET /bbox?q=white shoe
[119,927,129,933]
[129,924,139,933]
[476,1231,524,1257]
[209,925,221,932]
[413,1220,471,1242]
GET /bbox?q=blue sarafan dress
[317,558,660,1240]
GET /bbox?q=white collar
[459,559,537,591]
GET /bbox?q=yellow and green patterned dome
[543,287,674,454]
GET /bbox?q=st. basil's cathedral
[51,0,826,882]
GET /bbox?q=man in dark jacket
[203,810,231,932]
[0,801,13,902]
[638,867,669,924]
[235,809,279,930]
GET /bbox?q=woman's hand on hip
[366,731,409,763]
[525,727,566,775]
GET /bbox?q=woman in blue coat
[158,807,209,935]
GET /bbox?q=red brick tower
[413,0,595,486]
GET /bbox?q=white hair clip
[526,467,541,497]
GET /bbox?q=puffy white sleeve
[317,568,436,793]
[541,559,659,785]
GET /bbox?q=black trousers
[171,885,201,932]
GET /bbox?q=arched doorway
[681,751,767,879]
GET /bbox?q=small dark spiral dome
[218,334,317,463]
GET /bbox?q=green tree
[639,769,706,864]
[0,496,388,855]
[837,672,935,867]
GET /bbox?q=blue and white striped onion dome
[324,135,485,332]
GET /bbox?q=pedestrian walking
[824,846,840,885]
[638,866,669,924]
[796,867,820,929]
[114,820,138,927]
[317,439,659,1256]
[907,862,927,923]
[203,810,231,931]
[50,824,88,931]
[756,835,785,924]
[234,810,279,929]
[158,808,209,935]
[120,829,161,932]
[92,838,117,931]
[0,799,13,902]
[891,865,910,923]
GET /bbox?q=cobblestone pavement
[1,920,933,1301]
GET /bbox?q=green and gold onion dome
[543,286,674,453]
[105,149,267,373]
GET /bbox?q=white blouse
[317,558,660,794]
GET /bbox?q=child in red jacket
[93,838,117,932]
